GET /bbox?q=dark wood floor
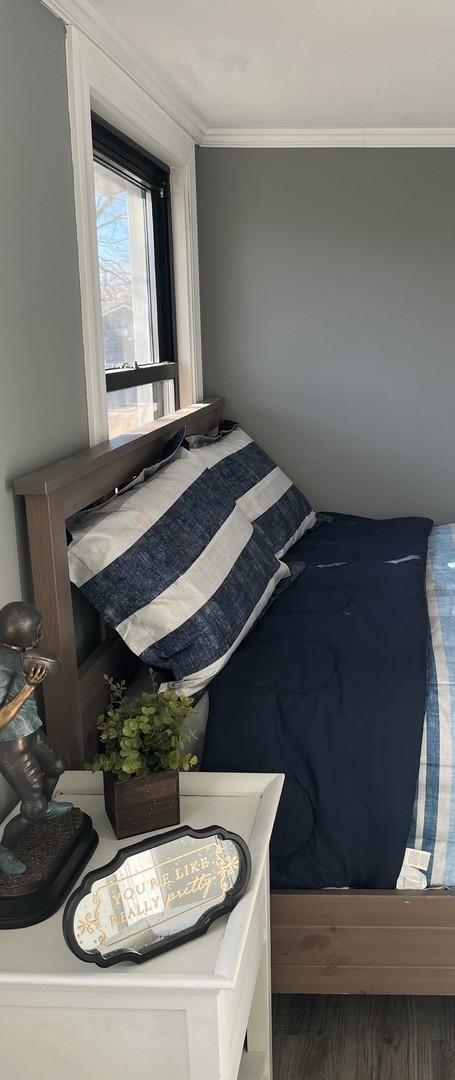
[272,995,455,1079]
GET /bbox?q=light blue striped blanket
[409,524,455,885]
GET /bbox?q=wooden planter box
[103,770,180,840]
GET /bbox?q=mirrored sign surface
[63,825,251,966]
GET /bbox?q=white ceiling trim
[40,1,455,148]
[201,127,455,148]
[40,0,207,142]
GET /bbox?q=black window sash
[92,115,178,406]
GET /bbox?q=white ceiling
[79,0,455,133]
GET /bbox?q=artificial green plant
[86,674,197,781]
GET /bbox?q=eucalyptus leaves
[87,675,197,781]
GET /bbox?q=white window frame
[66,26,203,445]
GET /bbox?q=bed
[13,398,455,996]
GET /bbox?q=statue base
[0,808,98,929]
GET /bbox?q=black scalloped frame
[62,823,251,967]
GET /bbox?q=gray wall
[197,148,455,522]
[0,0,88,816]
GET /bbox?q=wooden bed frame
[14,398,455,996]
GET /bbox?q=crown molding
[200,127,455,148]
[39,1,455,150]
[40,0,207,142]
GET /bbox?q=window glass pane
[107,381,175,439]
[93,160,159,372]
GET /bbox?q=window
[92,117,178,438]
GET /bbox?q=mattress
[202,514,432,890]
[408,523,455,886]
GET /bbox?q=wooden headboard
[14,399,223,768]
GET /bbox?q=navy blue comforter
[202,514,432,889]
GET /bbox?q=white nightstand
[0,770,283,1080]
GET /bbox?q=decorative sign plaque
[63,825,251,966]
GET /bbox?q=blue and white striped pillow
[68,448,289,698]
[185,425,316,557]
